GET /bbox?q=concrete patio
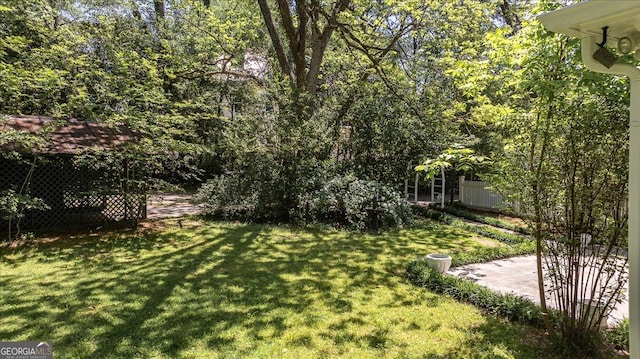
[448,255,629,325]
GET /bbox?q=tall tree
[256,0,422,103]
[257,0,348,98]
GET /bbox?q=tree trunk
[498,0,521,33]
[257,0,350,98]
[257,0,292,80]
[531,111,556,338]
[154,0,165,21]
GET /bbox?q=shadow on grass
[0,220,546,358]
[420,319,550,359]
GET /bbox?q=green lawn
[0,220,550,358]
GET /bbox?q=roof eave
[538,0,640,41]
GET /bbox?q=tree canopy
[1,0,633,228]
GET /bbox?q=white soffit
[538,0,640,42]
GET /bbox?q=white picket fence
[458,177,504,210]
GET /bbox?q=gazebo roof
[1,115,136,154]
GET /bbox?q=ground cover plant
[411,206,535,265]
[406,260,545,328]
[441,204,531,235]
[407,207,542,328]
[0,219,553,358]
[405,261,629,358]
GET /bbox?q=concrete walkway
[146,194,203,219]
[448,255,629,325]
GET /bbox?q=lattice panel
[1,156,146,236]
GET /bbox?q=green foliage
[411,205,535,267]
[454,222,528,246]
[194,86,337,223]
[441,204,532,235]
[0,189,50,242]
[193,153,290,222]
[410,205,450,222]
[0,115,50,157]
[196,171,412,230]
[412,206,533,246]
[338,84,457,185]
[605,318,629,352]
[476,7,630,353]
[299,174,413,230]
[193,172,264,222]
[0,189,49,222]
[449,243,536,267]
[0,221,555,358]
[415,146,491,203]
[406,260,545,327]
[415,146,489,181]
[0,0,510,227]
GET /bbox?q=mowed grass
[0,220,550,358]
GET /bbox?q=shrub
[1,189,50,241]
[194,143,330,223]
[453,221,530,246]
[299,174,412,230]
[605,318,629,352]
[410,205,449,222]
[195,172,412,230]
[193,173,260,221]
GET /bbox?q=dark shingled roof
[1,115,136,154]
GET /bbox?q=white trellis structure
[405,164,445,208]
[430,168,445,208]
[405,164,419,203]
